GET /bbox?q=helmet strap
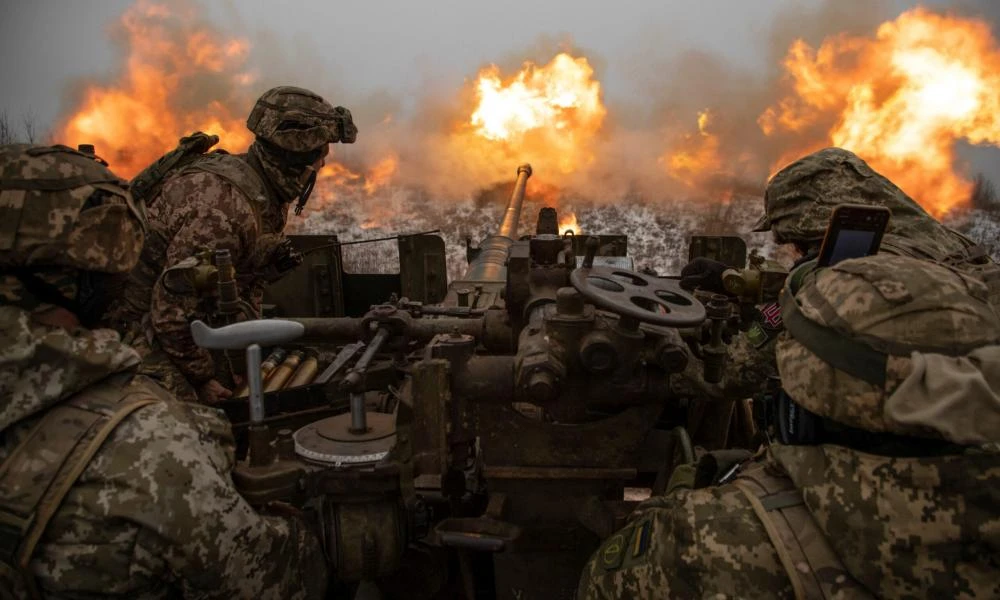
[295,167,318,216]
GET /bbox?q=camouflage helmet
[776,254,1000,444]
[246,86,357,153]
[0,144,145,275]
[752,147,930,245]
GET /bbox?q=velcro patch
[631,520,652,558]
[759,302,783,329]
[745,321,773,349]
[600,532,627,571]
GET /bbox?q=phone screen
[816,204,890,267]
[826,229,877,266]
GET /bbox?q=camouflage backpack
[730,254,1000,600]
[0,144,157,599]
[0,144,145,277]
[129,132,220,208]
[777,254,1000,441]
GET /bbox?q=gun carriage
[193,164,763,599]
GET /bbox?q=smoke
[52,0,1000,215]
[359,0,924,207]
[585,0,904,203]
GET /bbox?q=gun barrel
[497,164,532,239]
[464,164,532,282]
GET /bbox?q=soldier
[111,86,357,404]
[0,143,327,598]
[579,254,1000,599]
[678,147,1000,403]
[751,147,1000,302]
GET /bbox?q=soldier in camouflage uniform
[752,147,1000,302]
[111,86,357,404]
[679,147,1000,405]
[0,144,327,598]
[580,254,1000,599]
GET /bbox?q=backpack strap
[732,462,871,600]
[0,374,164,599]
[129,132,219,207]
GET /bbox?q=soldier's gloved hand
[680,258,729,294]
[198,378,233,404]
[272,237,303,274]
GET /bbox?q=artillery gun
[197,165,750,599]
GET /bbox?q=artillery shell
[264,350,305,393]
[285,355,320,389]
[235,348,288,398]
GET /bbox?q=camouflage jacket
[112,152,288,387]
[678,203,995,406]
[0,306,327,598]
[761,147,1000,307]
[578,443,1000,599]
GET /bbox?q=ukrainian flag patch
[631,519,652,558]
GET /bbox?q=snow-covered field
[289,186,1000,280]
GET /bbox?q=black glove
[252,236,303,284]
[680,258,729,294]
[271,237,303,274]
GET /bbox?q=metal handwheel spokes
[570,266,707,328]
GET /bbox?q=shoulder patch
[759,302,783,329]
[600,531,628,571]
[631,519,652,558]
[745,321,771,349]
[746,301,784,349]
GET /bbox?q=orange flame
[559,212,580,234]
[55,0,396,215]
[760,8,1000,217]
[55,0,255,178]
[313,155,398,203]
[363,155,399,195]
[460,53,606,176]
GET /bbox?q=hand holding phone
[816,204,891,267]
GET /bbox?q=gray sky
[1,0,997,183]
[0,0,956,131]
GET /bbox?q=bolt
[527,370,558,404]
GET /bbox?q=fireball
[459,52,607,178]
[559,212,580,235]
[55,0,255,177]
[761,8,1000,217]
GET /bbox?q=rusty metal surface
[264,234,345,317]
[482,466,637,480]
[473,402,663,468]
[202,163,768,600]
[399,233,449,304]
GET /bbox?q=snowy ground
[289,185,1000,280]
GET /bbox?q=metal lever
[191,319,305,467]
[340,327,391,434]
[317,341,365,382]
[340,327,391,391]
[191,319,305,350]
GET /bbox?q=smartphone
[816,204,891,267]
